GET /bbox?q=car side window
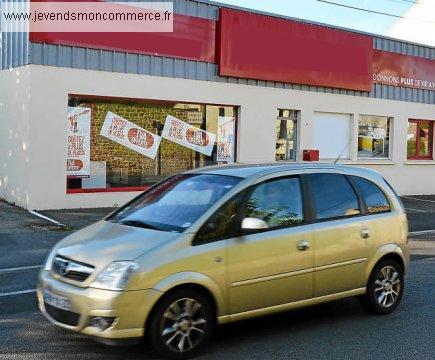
[194,191,245,245]
[244,177,304,229]
[309,173,360,220]
[350,176,391,214]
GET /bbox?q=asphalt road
[1,199,435,360]
[0,259,433,360]
[401,195,435,232]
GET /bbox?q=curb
[408,238,435,257]
[409,230,435,236]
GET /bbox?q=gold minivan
[38,163,409,359]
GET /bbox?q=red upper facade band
[218,8,373,91]
[29,2,434,92]
[373,50,435,91]
[30,12,217,63]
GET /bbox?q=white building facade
[1,0,434,210]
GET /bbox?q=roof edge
[192,0,434,49]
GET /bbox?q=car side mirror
[241,217,268,231]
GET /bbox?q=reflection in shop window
[407,120,434,160]
[358,115,391,159]
[276,109,298,161]
[66,97,237,192]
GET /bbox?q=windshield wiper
[119,219,158,230]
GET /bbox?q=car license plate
[43,290,71,311]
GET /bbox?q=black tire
[360,259,404,314]
[147,289,214,360]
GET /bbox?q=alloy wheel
[374,265,401,308]
[160,298,207,353]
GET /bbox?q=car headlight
[90,261,139,291]
[44,248,57,271]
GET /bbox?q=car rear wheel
[360,259,404,314]
[147,289,214,359]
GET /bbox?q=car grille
[45,303,80,326]
[52,256,94,282]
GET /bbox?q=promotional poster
[162,115,216,156]
[217,116,235,163]
[100,111,161,159]
[67,106,91,177]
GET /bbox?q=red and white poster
[217,116,235,163]
[100,112,161,159]
[162,115,216,156]
[67,107,91,177]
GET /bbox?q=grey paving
[401,195,435,232]
[0,201,71,270]
[39,207,115,230]
[1,199,435,359]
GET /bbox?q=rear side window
[383,178,405,212]
[309,173,360,220]
[350,176,391,214]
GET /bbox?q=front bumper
[37,270,162,340]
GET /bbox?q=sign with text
[373,50,435,90]
[187,112,204,125]
[67,107,91,177]
[217,116,235,163]
[100,111,161,159]
[162,115,216,156]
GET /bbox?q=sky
[217,0,435,46]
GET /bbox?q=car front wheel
[147,289,214,359]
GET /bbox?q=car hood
[55,220,180,268]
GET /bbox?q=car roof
[187,162,382,180]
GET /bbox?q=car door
[348,174,401,265]
[226,176,314,314]
[307,172,371,297]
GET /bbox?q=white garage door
[312,112,351,159]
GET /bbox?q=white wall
[5,64,435,209]
[0,67,31,207]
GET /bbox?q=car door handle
[297,240,310,251]
[361,229,371,239]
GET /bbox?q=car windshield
[108,174,242,232]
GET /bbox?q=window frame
[275,109,299,162]
[407,119,434,160]
[192,172,397,246]
[304,173,364,223]
[242,175,307,233]
[347,175,392,216]
[357,115,392,160]
[192,189,249,246]
[193,175,308,245]
[66,93,240,194]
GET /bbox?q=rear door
[307,173,371,297]
[348,175,400,257]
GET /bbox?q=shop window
[312,112,351,159]
[66,96,237,193]
[407,120,434,160]
[276,109,298,161]
[358,115,391,159]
